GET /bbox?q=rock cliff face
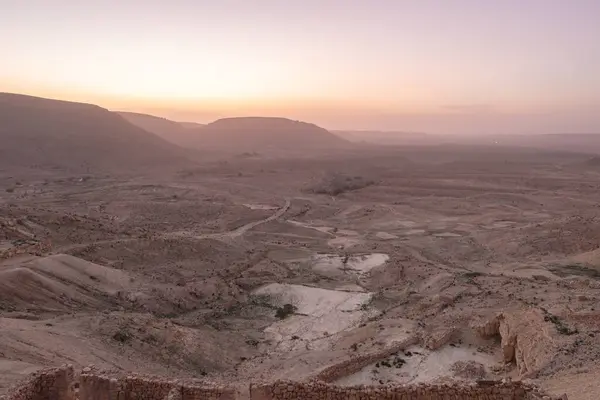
[473,309,558,376]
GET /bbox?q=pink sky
[1,0,599,133]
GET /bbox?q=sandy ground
[543,367,600,400]
[253,283,375,350]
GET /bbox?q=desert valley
[0,93,598,399]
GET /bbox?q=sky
[1,0,600,133]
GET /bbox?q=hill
[0,93,190,172]
[118,114,349,154]
[178,121,205,129]
[193,117,349,153]
[117,111,202,147]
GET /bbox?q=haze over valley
[1,2,600,400]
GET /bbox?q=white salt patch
[334,284,367,292]
[327,237,362,249]
[402,229,426,236]
[350,254,390,272]
[433,232,462,238]
[244,204,278,210]
[255,283,372,317]
[375,232,399,240]
[398,220,418,228]
[337,229,359,236]
[313,253,389,274]
[287,221,334,234]
[253,284,374,345]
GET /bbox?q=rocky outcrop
[423,326,459,350]
[473,309,558,376]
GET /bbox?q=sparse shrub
[275,303,297,319]
[112,328,132,343]
[392,357,406,368]
[550,263,600,279]
[306,173,375,196]
[543,311,578,335]
[143,333,159,344]
[249,294,274,308]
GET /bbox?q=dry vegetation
[306,173,376,196]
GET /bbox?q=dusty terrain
[1,143,599,399]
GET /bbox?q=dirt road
[209,198,291,240]
[54,199,291,252]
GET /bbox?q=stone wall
[1,366,74,400]
[423,326,459,350]
[2,368,236,400]
[2,367,566,400]
[314,336,419,382]
[78,373,237,400]
[250,380,561,400]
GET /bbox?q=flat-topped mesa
[2,366,567,400]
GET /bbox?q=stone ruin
[1,365,567,400]
[472,309,558,377]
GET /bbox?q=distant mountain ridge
[178,121,206,129]
[120,112,349,153]
[0,93,190,172]
[195,117,348,151]
[117,111,200,147]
